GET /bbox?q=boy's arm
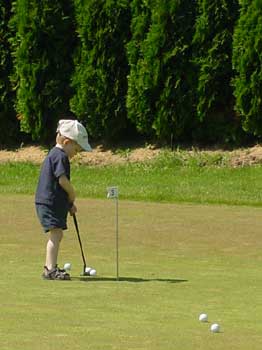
[58,175,76,204]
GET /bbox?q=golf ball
[199,313,208,322]
[85,267,92,274]
[89,269,96,276]
[64,263,71,271]
[210,323,220,333]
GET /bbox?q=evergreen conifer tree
[127,0,196,142]
[193,0,239,143]
[12,0,76,141]
[71,0,131,140]
[0,1,18,144]
[233,0,262,136]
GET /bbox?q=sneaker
[42,266,71,280]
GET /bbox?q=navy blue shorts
[35,203,68,233]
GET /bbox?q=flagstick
[107,186,119,281]
[116,195,119,281]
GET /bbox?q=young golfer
[35,119,92,280]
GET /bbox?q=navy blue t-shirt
[35,147,70,208]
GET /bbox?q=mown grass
[1,150,262,206]
[1,196,262,350]
[1,151,262,350]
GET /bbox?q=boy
[35,119,92,280]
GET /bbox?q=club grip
[73,213,79,233]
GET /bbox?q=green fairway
[1,195,262,349]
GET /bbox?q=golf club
[72,213,90,276]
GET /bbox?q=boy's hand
[69,204,77,216]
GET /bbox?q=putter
[72,213,89,276]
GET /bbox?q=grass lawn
[1,195,262,349]
[1,160,262,206]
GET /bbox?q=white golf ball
[89,269,96,276]
[85,267,92,274]
[210,323,220,333]
[199,313,208,322]
[63,263,71,271]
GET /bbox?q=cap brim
[79,142,92,152]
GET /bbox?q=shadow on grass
[71,276,188,284]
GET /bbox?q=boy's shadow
[71,276,188,284]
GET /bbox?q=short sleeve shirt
[35,147,70,208]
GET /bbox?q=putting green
[0,195,262,349]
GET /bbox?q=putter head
[81,266,97,277]
[82,272,90,276]
[82,272,89,276]
[81,265,89,276]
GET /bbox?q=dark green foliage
[193,0,240,143]
[0,1,19,144]
[233,0,262,136]
[71,0,131,141]
[11,0,76,142]
[126,0,152,134]
[1,0,262,145]
[127,0,196,142]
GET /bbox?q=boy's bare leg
[45,228,63,270]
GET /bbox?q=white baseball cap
[57,119,92,152]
